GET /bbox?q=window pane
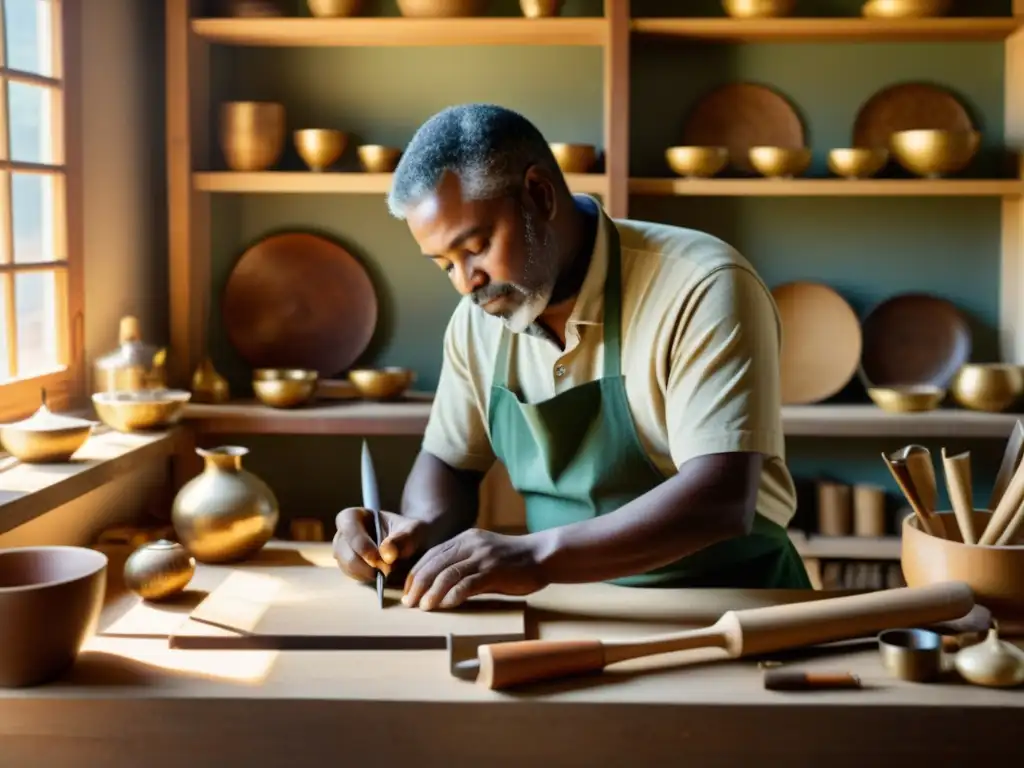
[12,172,55,263]
[3,0,53,76]
[15,268,57,376]
[0,276,9,380]
[8,81,54,164]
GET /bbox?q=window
[0,0,79,422]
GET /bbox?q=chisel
[360,440,384,609]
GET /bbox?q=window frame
[0,0,83,423]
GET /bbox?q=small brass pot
[665,146,729,179]
[878,628,943,682]
[890,129,981,179]
[348,367,415,400]
[861,0,952,18]
[92,389,192,433]
[123,540,196,602]
[0,389,97,463]
[253,368,318,409]
[219,101,286,172]
[520,0,563,16]
[294,129,348,172]
[749,146,812,178]
[722,0,796,17]
[828,148,889,179]
[549,143,597,174]
[867,385,945,413]
[950,363,1024,413]
[357,145,402,173]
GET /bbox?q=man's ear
[522,165,557,222]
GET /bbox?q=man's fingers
[427,571,491,612]
[331,531,378,583]
[402,542,467,609]
[336,507,384,569]
[378,524,419,565]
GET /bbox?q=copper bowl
[92,389,192,432]
[294,129,348,172]
[253,368,318,409]
[890,129,981,178]
[722,0,796,17]
[307,0,363,16]
[749,146,812,178]
[665,146,729,178]
[861,0,952,18]
[950,363,1024,413]
[219,101,286,172]
[357,144,402,173]
[902,511,1024,626]
[396,0,487,16]
[867,384,945,413]
[520,0,563,16]
[0,546,107,687]
[348,367,415,400]
[828,148,889,179]
[549,143,598,174]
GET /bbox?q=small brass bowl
[91,389,192,433]
[861,0,952,18]
[878,628,943,682]
[0,399,97,463]
[665,146,729,179]
[828,148,890,179]
[253,369,319,409]
[348,367,415,400]
[890,129,981,178]
[294,129,348,172]
[722,0,796,17]
[520,0,563,16]
[867,385,945,413]
[749,146,812,178]
[307,0,363,16]
[950,363,1024,413]
[396,0,487,17]
[219,101,286,172]
[357,144,402,173]
[549,143,598,174]
[123,540,195,602]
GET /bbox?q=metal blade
[360,440,384,609]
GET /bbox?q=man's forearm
[400,450,485,549]
[532,452,763,584]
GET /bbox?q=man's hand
[401,528,549,611]
[333,507,427,582]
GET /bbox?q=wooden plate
[852,83,974,149]
[772,281,862,405]
[682,83,805,174]
[222,232,378,377]
[859,293,971,389]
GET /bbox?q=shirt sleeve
[665,265,786,470]
[421,302,497,473]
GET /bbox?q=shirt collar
[564,195,609,327]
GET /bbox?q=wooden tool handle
[980,453,1024,544]
[477,639,605,690]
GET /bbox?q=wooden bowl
[722,0,796,17]
[950,363,1024,413]
[890,129,980,178]
[902,511,1024,626]
[828,148,889,179]
[307,0,363,16]
[294,129,348,172]
[357,145,402,173]
[348,367,415,400]
[396,0,487,17]
[91,389,192,433]
[520,0,563,16]
[549,143,597,174]
[748,146,812,178]
[665,146,729,178]
[861,0,952,18]
[0,546,107,687]
[867,384,945,413]
[253,368,318,409]
[219,101,285,172]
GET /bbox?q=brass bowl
[396,0,487,17]
[357,144,402,173]
[828,148,890,179]
[722,0,796,17]
[252,368,319,409]
[91,389,192,433]
[549,143,597,174]
[294,129,348,172]
[867,385,945,413]
[0,400,97,463]
[748,146,812,178]
[520,0,563,16]
[665,146,729,178]
[950,363,1024,413]
[307,0,363,16]
[219,101,286,172]
[348,367,415,400]
[889,129,981,178]
[862,0,952,18]
[122,540,195,602]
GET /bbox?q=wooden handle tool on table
[465,582,975,690]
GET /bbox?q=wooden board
[169,566,526,651]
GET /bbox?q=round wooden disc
[682,83,805,173]
[222,232,378,376]
[859,293,971,389]
[852,83,974,149]
[773,281,862,405]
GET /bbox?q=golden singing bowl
[889,129,980,178]
[219,101,286,172]
[862,0,952,18]
[122,540,196,602]
[665,146,729,178]
[91,389,192,433]
[950,363,1024,413]
[722,0,796,17]
[828,148,890,179]
[749,146,812,178]
[520,0,563,16]
[252,369,318,409]
[357,144,402,173]
[549,143,597,174]
[867,385,945,413]
[348,367,415,400]
[307,0,363,16]
[294,129,348,172]
[396,0,487,17]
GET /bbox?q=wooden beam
[602,0,629,218]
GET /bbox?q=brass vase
[171,446,279,564]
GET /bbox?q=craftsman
[333,103,811,609]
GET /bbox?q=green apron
[486,213,811,589]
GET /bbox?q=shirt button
[554,364,566,378]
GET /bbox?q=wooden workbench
[0,542,1021,767]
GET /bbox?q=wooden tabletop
[2,541,1022,766]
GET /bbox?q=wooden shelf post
[1002,2,1024,365]
[603,0,630,218]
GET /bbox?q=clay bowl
[749,146,812,178]
[307,0,363,16]
[396,0,487,17]
[828,148,889,179]
[861,0,952,18]
[92,389,192,433]
[722,0,796,17]
[219,101,286,172]
[520,0,563,16]
[867,384,945,413]
[549,143,598,174]
[902,511,1024,626]
[665,146,729,179]
[950,363,1024,413]
[889,129,981,178]
[0,546,107,688]
[294,129,348,172]
[357,145,402,173]
[252,368,319,409]
[348,367,415,400]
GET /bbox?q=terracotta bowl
[0,546,107,687]
[901,510,1024,626]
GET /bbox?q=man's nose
[453,263,487,296]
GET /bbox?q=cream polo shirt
[421,200,798,529]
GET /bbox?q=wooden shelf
[629,178,1024,197]
[191,17,607,47]
[631,17,1022,43]
[783,405,1023,438]
[789,531,902,560]
[193,171,609,196]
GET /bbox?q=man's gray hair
[386,103,563,220]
